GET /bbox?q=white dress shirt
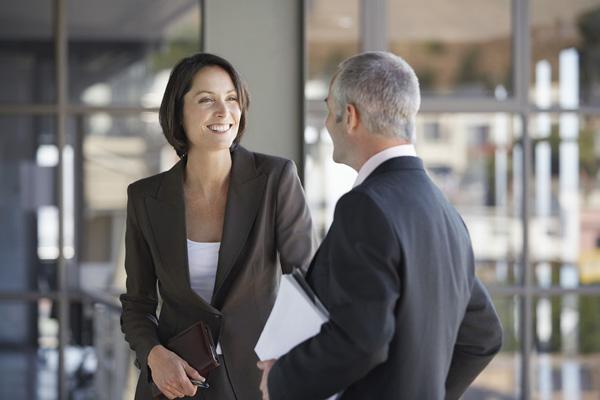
[353,144,417,187]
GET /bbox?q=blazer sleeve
[444,277,503,400]
[268,191,401,399]
[275,160,317,273]
[119,184,161,374]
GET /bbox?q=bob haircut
[159,53,250,157]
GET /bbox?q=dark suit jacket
[268,156,503,400]
[120,146,316,400]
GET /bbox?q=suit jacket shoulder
[127,169,167,199]
[250,150,296,179]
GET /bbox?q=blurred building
[1,0,600,399]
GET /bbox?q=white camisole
[187,240,223,354]
[186,239,220,303]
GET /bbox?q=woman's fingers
[150,349,198,398]
[161,385,183,399]
[172,369,197,397]
[160,376,188,398]
[183,363,205,382]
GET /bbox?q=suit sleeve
[119,184,161,375]
[268,191,401,399]
[444,277,503,400]
[275,160,317,273]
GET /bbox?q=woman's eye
[227,96,239,102]
[198,98,213,103]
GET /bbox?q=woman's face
[182,66,242,152]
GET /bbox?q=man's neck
[350,136,411,172]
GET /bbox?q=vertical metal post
[199,0,205,51]
[520,112,533,400]
[514,0,532,398]
[360,0,387,52]
[298,0,307,182]
[54,0,70,399]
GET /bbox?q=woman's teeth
[208,124,231,133]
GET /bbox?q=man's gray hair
[331,51,420,141]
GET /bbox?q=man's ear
[345,103,360,133]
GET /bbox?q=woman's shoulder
[126,167,173,198]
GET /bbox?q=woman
[120,53,315,399]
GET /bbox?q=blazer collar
[363,156,424,183]
[144,146,266,311]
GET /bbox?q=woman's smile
[206,123,233,133]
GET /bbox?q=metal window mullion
[54,0,69,399]
[0,104,57,114]
[199,0,205,51]
[487,285,600,296]
[360,0,387,52]
[0,291,63,301]
[420,98,522,113]
[513,0,533,398]
[514,0,529,109]
[307,99,600,115]
[519,111,533,400]
[298,0,307,182]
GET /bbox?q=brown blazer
[120,146,316,399]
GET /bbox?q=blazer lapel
[143,147,266,310]
[144,160,218,311]
[211,147,266,306]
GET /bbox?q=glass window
[0,1,55,104]
[306,0,360,101]
[530,114,600,289]
[89,302,132,399]
[531,0,600,107]
[0,116,57,293]
[68,0,201,107]
[304,120,358,237]
[532,295,600,399]
[77,113,173,297]
[418,113,522,287]
[464,296,521,399]
[0,299,59,400]
[388,0,513,99]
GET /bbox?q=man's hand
[257,359,277,400]
[148,344,205,399]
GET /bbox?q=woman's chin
[192,140,236,153]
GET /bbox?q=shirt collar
[353,144,417,187]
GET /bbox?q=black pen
[190,379,210,389]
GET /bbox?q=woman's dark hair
[159,53,250,157]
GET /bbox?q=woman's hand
[147,344,206,399]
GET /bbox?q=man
[257,52,503,400]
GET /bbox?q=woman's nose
[214,100,227,116]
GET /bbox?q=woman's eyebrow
[191,89,237,96]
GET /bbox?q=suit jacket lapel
[144,159,219,311]
[143,147,266,310]
[211,147,266,306]
[143,161,189,292]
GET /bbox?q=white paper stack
[255,271,329,361]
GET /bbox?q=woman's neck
[184,148,232,197]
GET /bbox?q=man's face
[325,85,347,165]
